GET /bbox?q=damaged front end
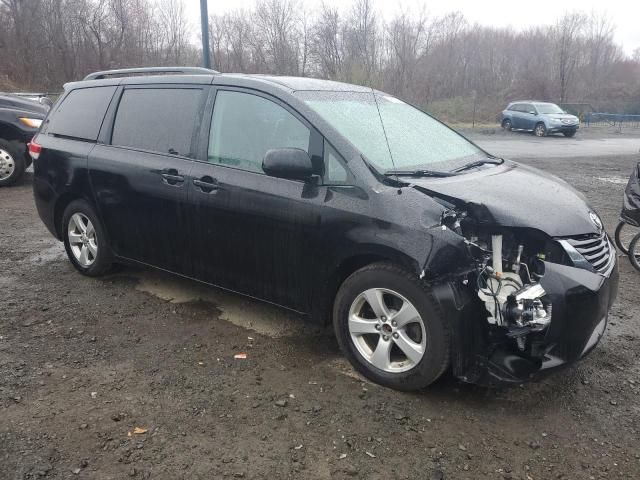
[427,201,618,386]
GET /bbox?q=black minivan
[32,67,618,390]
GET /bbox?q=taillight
[28,141,42,160]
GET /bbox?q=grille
[566,233,613,273]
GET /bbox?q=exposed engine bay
[440,207,556,357]
[472,233,552,351]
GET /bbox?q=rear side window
[111,88,203,157]
[47,86,116,141]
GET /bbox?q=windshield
[535,103,565,114]
[297,91,485,173]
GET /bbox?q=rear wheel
[0,139,25,187]
[62,200,114,276]
[628,233,640,272]
[615,221,638,255]
[333,262,449,391]
[534,123,547,137]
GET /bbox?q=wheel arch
[312,249,420,326]
[0,121,25,143]
[53,193,96,240]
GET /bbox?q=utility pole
[200,0,211,69]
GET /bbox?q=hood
[0,94,49,115]
[410,162,600,237]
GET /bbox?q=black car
[0,93,49,186]
[32,67,618,391]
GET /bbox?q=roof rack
[83,67,219,81]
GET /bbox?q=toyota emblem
[589,211,603,231]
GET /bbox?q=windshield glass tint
[535,103,564,114]
[297,91,483,172]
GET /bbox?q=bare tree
[310,3,343,79]
[553,12,587,102]
[0,0,638,118]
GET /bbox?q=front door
[89,85,207,274]
[187,88,324,311]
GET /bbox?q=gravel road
[1,143,639,479]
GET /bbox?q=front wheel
[534,123,547,137]
[502,119,512,131]
[333,262,449,391]
[629,233,640,272]
[615,221,638,255]
[62,200,114,276]
[0,139,26,187]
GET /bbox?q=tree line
[1,0,639,122]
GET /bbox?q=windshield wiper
[384,169,456,178]
[452,157,504,173]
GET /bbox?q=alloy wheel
[68,213,98,267]
[348,288,426,373]
[535,124,546,137]
[0,148,15,181]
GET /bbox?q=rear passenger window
[47,86,116,141]
[208,90,310,173]
[111,88,203,157]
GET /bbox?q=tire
[62,199,114,276]
[333,262,449,391]
[534,123,547,137]
[629,233,640,272]
[0,138,26,187]
[502,119,512,131]
[614,221,637,256]
[563,130,576,138]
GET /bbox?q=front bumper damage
[408,171,617,386]
[433,249,618,386]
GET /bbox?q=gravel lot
[1,134,640,479]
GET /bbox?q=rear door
[510,103,525,129]
[89,85,207,274]
[521,103,538,130]
[187,88,325,311]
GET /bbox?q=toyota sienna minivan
[32,67,618,390]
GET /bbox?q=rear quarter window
[47,86,117,141]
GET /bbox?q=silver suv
[501,101,580,137]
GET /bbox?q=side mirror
[529,111,537,115]
[263,148,314,181]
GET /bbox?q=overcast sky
[188,0,639,55]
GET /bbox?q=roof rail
[83,66,219,81]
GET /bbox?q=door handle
[157,168,184,186]
[193,176,219,193]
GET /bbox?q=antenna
[371,88,400,185]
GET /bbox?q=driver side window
[208,90,311,174]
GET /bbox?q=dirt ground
[1,146,640,479]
